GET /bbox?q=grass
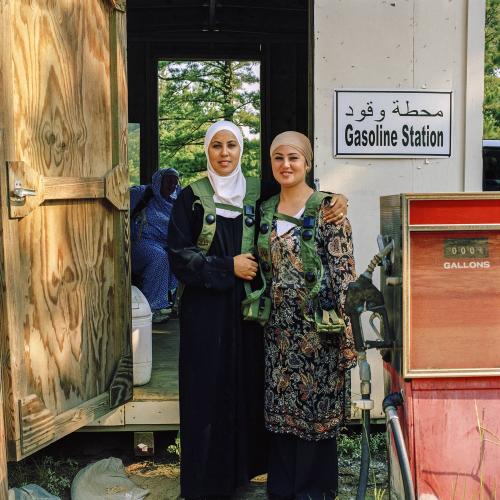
[337,429,387,462]
[337,429,388,499]
[8,456,81,499]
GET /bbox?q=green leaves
[484,0,500,138]
[157,61,261,184]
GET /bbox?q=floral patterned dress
[264,204,357,441]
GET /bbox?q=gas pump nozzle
[345,240,394,351]
[345,274,393,351]
[345,241,396,500]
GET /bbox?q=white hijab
[204,121,246,218]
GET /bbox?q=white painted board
[334,89,452,157]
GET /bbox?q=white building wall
[313,0,485,417]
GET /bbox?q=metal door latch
[12,180,36,201]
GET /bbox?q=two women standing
[168,121,355,499]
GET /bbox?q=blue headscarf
[130,168,181,243]
[151,167,181,204]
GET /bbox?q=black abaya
[267,433,338,500]
[167,185,269,498]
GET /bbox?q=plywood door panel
[0,0,131,461]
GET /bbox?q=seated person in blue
[130,168,181,323]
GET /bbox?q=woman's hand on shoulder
[323,194,348,225]
[233,253,258,281]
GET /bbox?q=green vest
[188,176,268,319]
[190,175,260,254]
[254,191,346,336]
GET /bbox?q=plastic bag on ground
[71,457,149,500]
[8,484,60,500]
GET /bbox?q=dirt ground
[125,464,387,499]
[124,462,387,500]
[125,463,267,499]
[7,430,388,499]
[125,461,181,500]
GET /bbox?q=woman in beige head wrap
[259,131,357,499]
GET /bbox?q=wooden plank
[12,392,112,459]
[44,176,105,200]
[7,161,129,217]
[87,323,180,429]
[106,2,133,405]
[105,163,129,210]
[0,10,10,500]
[84,405,125,427]
[0,366,7,499]
[109,3,133,408]
[0,0,26,463]
[125,401,179,426]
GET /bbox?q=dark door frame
[127,2,311,185]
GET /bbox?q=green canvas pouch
[315,307,346,342]
[242,294,271,326]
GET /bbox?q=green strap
[214,202,243,213]
[241,177,262,300]
[301,191,331,300]
[241,177,260,254]
[257,194,279,285]
[190,177,217,253]
[274,212,302,225]
[190,176,261,304]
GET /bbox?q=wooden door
[0,0,131,461]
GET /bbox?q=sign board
[334,90,452,158]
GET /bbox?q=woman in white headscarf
[167,121,348,499]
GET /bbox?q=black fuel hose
[383,393,416,500]
[356,406,371,499]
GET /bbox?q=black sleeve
[167,186,235,291]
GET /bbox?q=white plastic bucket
[131,286,152,386]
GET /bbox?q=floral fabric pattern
[264,203,357,441]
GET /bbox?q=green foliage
[484,0,500,138]
[158,61,260,186]
[8,456,80,498]
[128,123,141,186]
[166,433,181,462]
[337,431,387,462]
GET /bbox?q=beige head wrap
[270,131,313,169]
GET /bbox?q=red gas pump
[379,193,500,497]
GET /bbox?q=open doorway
[157,60,261,187]
[124,0,311,430]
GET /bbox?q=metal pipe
[383,393,416,500]
[356,408,371,499]
[355,351,373,499]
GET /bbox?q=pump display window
[409,230,500,372]
[405,196,500,377]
